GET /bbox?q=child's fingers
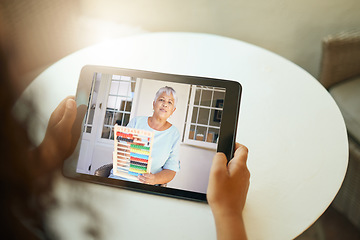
[209,152,229,178]
[234,142,243,151]
[229,144,249,175]
[59,98,77,131]
[49,96,75,126]
[234,144,248,158]
[207,153,228,203]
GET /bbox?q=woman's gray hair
[154,86,178,107]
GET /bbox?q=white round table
[21,32,348,239]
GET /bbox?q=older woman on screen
[109,86,180,185]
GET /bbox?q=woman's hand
[207,143,250,240]
[138,169,176,185]
[138,173,156,185]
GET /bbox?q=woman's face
[153,92,176,120]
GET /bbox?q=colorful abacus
[113,125,154,181]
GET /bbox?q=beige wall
[80,0,360,78]
[2,0,360,91]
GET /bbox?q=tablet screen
[66,65,241,202]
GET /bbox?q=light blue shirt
[109,116,180,181]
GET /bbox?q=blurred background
[1,0,360,94]
[1,1,359,239]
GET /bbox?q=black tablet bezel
[63,65,242,202]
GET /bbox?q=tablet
[63,65,242,202]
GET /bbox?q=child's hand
[37,96,78,171]
[207,143,250,240]
[207,143,250,216]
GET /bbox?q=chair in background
[94,163,113,177]
[318,30,360,230]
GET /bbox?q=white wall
[89,144,113,174]
[168,145,216,194]
[133,79,190,139]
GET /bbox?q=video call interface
[76,72,226,194]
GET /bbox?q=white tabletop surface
[22,32,348,239]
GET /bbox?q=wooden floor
[296,204,360,240]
